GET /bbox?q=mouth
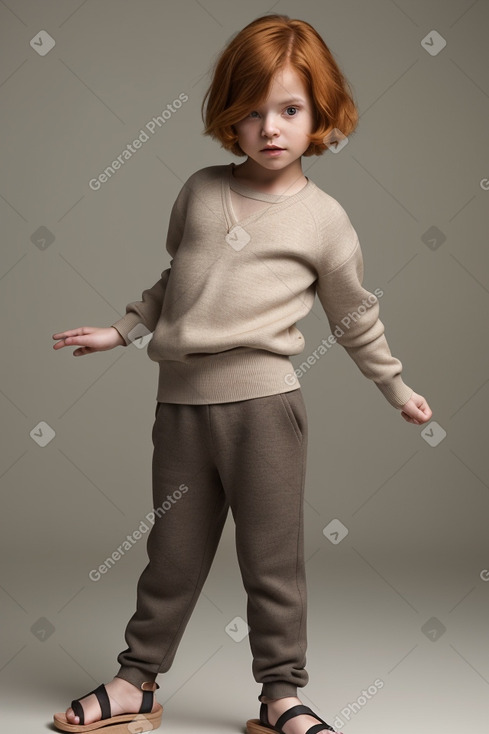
[261,146,285,152]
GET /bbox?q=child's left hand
[399,392,433,425]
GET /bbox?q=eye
[248,110,260,118]
[285,106,299,116]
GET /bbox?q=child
[52,13,432,734]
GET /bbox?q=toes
[66,707,79,724]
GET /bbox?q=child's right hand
[52,326,125,356]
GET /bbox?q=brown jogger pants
[115,388,309,701]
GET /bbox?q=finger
[422,405,433,420]
[63,335,95,347]
[52,336,75,347]
[52,329,85,339]
[53,337,74,349]
[401,411,419,424]
[417,406,432,422]
[417,399,432,420]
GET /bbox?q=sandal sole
[246,718,275,734]
[245,716,339,734]
[53,703,163,733]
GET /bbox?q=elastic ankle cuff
[259,683,298,702]
[115,666,158,690]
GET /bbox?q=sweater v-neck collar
[222,162,314,231]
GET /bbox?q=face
[233,64,315,174]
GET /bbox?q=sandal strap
[71,684,111,725]
[259,703,270,726]
[307,723,336,734]
[139,689,154,714]
[92,684,111,720]
[275,705,318,730]
[275,704,335,733]
[70,698,86,725]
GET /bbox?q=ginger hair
[201,13,359,156]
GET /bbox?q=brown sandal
[53,681,163,733]
[246,702,338,734]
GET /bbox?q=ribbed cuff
[375,377,414,409]
[115,665,157,690]
[111,313,149,346]
[259,682,298,701]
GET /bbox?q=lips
[261,146,283,151]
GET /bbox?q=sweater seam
[302,197,359,279]
[317,238,360,279]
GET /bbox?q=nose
[261,113,280,139]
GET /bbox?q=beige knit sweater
[111,163,414,409]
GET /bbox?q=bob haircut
[201,14,359,157]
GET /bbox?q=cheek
[235,127,254,147]
[235,122,250,137]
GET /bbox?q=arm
[315,205,414,409]
[111,270,171,346]
[111,178,190,345]
[316,242,413,408]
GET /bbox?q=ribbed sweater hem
[154,348,301,404]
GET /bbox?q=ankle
[264,696,301,713]
[106,677,145,706]
[113,675,158,693]
[261,696,300,706]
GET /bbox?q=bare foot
[263,696,339,734]
[65,676,159,725]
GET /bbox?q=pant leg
[116,402,229,689]
[209,388,309,701]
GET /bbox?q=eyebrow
[277,98,306,105]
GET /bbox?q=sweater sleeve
[315,205,414,409]
[110,180,189,346]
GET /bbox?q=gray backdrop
[1,1,488,732]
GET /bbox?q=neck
[232,159,307,196]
